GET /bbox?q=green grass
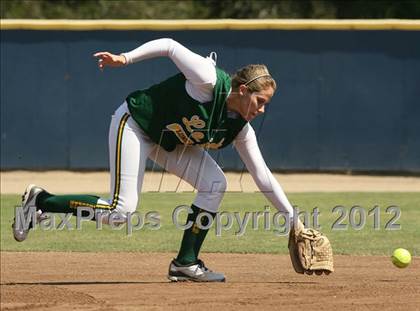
[1,192,419,256]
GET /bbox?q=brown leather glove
[288,220,334,275]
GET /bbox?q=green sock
[176,204,215,265]
[36,192,101,216]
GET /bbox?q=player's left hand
[93,52,127,70]
[288,220,334,275]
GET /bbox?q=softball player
[13,38,298,282]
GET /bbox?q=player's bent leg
[150,145,227,282]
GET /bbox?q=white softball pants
[100,102,226,214]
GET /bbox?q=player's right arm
[93,38,216,102]
[94,38,216,85]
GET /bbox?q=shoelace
[196,259,210,272]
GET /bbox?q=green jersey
[126,68,247,152]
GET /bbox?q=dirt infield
[2,171,420,194]
[1,252,419,310]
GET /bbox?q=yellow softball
[391,248,411,268]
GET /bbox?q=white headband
[244,74,272,86]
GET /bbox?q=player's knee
[193,166,227,213]
[194,181,226,213]
[208,176,227,206]
[213,175,227,194]
[205,171,227,195]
